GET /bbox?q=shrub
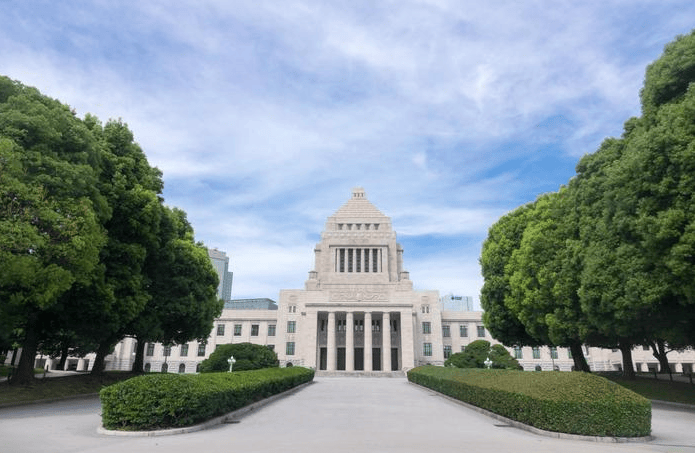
[408,366,650,437]
[444,340,520,369]
[100,366,313,430]
[199,342,278,373]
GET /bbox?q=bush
[407,366,650,437]
[199,342,278,373]
[444,340,520,369]
[100,366,314,430]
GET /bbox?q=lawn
[600,373,695,405]
[0,371,140,406]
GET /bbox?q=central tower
[275,188,442,373]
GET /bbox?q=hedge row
[100,367,314,430]
[407,366,651,437]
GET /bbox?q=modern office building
[208,248,233,303]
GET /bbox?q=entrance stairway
[315,370,406,378]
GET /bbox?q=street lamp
[484,356,492,369]
[227,356,236,372]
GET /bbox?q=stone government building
[14,188,695,374]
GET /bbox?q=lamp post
[484,356,492,369]
[227,356,236,372]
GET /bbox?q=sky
[1,1,694,309]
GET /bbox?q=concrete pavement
[1,377,694,453]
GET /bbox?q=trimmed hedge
[100,366,314,430]
[408,366,650,437]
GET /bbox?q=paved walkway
[1,377,694,453]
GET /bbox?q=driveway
[1,377,694,453]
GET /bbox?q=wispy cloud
[1,1,693,303]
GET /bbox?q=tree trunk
[619,341,636,379]
[649,339,672,374]
[569,342,591,372]
[57,341,70,370]
[14,317,39,385]
[90,340,112,375]
[10,347,18,366]
[131,338,145,373]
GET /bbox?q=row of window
[425,323,486,338]
[318,319,397,332]
[336,223,379,231]
[146,343,207,357]
[217,324,277,337]
[513,346,562,360]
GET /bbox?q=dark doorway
[372,348,381,371]
[319,347,327,370]
[337,348,346,370]
[354,348,364,370]
[391,348,399,371]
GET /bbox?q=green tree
[129,207,223,373]
[199,343,278,373]
[480,205,543,348]
[0,77,107,384]
[506,190,592,371]
[444,340,519,369]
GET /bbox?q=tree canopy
[0,76,221,384]
[480,29,695,377]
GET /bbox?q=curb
[408,381,654,443]
[97,380,314,437]
[651,399,695,412]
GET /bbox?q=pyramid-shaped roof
[331,187,389,220]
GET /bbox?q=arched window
[162,363,168,373]
[196,363,201,373]
[535,365,542,371]
[178,363,186,374]
[144,363,151,372]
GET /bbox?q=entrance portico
[316,309,405,372]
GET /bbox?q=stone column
[327,312,336,371]
[382,312,391,372]
[364,312,372,371]
[400,309,415,369]
[346,311,354,371]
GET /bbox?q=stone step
[315,370,406,378]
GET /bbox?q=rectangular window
[268,324,276,336]
[163,345,171,357]
[372,249,378,272]
[251,324,259,336]
[550,347,558,359]
[267,345,275,351]
[146,343,155,356]
[443,345,452,359]
[217,324,225,336]
[477,326,486,337]
[372,320,380,332]
[514,346,523,359]
[234,324,242,336]
[356,248,361,272]
[567,348,573,359]
[286,342,295,355]
[287,321,296,333]
[339,248,345,272]
[348,249,353,272]
[460,325,468,337]
[422,322,431,334]
[197,343,206,357]
[180,344,189,357]
[442,325,450,338]
[532,347,541,359]
[642,345,650,351]
[423,343,432,356]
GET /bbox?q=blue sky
[2,1,694,308]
